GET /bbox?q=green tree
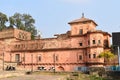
[98,51,115,65]
[9,13,37,39]
[9,13,23,29]
[0,12,8,30]
[22,13,37,39]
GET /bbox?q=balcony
[86,58,104,63]
[87,44,103,48]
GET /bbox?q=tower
[68,14,98,36]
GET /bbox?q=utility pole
[117,46,120,66]
[113,45,120,66]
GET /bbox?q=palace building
[0,15,111,71]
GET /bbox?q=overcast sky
[0,0,120,38]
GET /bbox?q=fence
[75,66,89,72]
[105,66,120,71]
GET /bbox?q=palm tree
[98,51,115,65]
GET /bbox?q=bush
[72,73,79,76]
[89,75,100,80]
[26,71,32,75]
[89,67,105,76]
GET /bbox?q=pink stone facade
[0,16,111,71]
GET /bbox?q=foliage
[89,67,105,76]
[98,51,115,65]
[66,72,107,80]
[72,72,79,76]
[9,13,37,39]
[98,51,114,59]
[0,12,8,30]
[0,12,38,39]
[89,75,106,80]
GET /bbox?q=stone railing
[86,58,104,63]
[11,39,71,51]
[87,44,103,47]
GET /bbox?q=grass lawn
[66,72,114,80]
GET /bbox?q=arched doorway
[58,66,64,71]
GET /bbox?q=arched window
[88,40,90,45]
[98,40,101,44]
[55,55,58,61]
[93,40,96,44]
[89,54,91,58]
[79,55,82,60]
[93,54,96,58]
[79,29,83,35]
[38,55,41,62]
[104,40,109,48]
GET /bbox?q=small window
[15,45,17,48]
[79,29,83,35]
[88,40,90,45]
[18,45,20,48]
[98,40,101,44]
[22,57,25,61]
[93,54,96,58]
[55,55,58,61]
[79,43,83,46]
[53,54,58,61]
[15,54,20,62]
[38,56,41,61]
[104,40,109,48]
[89,54,91,58]
[93,40,96,44]
[79,55,82,60]
[19,34,22,39]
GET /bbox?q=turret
[68,13,98,36]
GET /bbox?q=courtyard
[0,71,67,80]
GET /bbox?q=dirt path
[0,73,66,80]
